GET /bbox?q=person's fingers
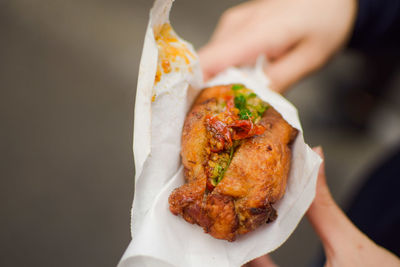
[311,146,331,204]
[307,146,351,254]
[243,254,278,267]
[265,41,325,93]
[198,38,257,81]
[199,29,299,82]
[308,147,400,265]
[308,147,369,257]
[210,2,254,43]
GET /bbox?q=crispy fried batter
[168,85,298,241]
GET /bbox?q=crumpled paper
[118,0,322,266]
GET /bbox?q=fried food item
[169,84,298,241]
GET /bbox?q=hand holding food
[122,1,324,264]
[245,147,400,267]
[306,147,400,267]
[169,84,298,241]
[199,0,356,92]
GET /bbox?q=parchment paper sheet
[119,0,322,266]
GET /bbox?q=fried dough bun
[168,84,298,241]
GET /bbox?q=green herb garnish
[215,145,236,184]
[232,86,269,121]
[234,94,247,110]
[248,92,257,98]
[232,84,244,90]
[238,109,252,120]
[210,142,240,186]
[256,103,269,115]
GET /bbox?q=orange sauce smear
[152,23,195,101]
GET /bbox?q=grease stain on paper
[152,23,195,101]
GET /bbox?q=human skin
[199,0,357,93]
[200,1,400,264]
[244,147,400,267]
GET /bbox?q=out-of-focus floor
[1,0,399,266]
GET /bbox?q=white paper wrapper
[119,0,322,266]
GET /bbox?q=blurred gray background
[1,0,399,266]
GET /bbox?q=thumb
[243,254,278,267]
[308,147,400,266]
[307,147,365,256]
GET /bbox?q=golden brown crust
[168,85,298,241]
